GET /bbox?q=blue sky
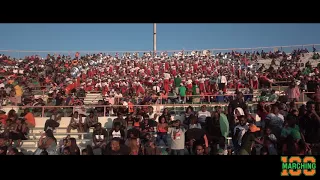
[0,23,320,57]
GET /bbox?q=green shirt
[179,86,186,96]
[174,77,181,87]
[281,125,301,140]
[192,85,200,95]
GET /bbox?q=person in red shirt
[0,110,8,128]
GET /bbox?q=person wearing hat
[238,124,261,155]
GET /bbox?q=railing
[1,100,310,118]
[28,90,315,103]
[1,44,319,58]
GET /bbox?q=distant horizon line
[0,43,319,53]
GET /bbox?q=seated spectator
[144,140,161,155]
[127,125,141,139]
[0,109,8,129]
[58,138,68,155]
[40,150,49,155]
[160,108,171,123]
[127,138,142,155]
[189,116,202,129]
[7,147,19,155]
[8,117,28,147]
[67,111,84,138]
[82,145,94,155]
[140,117,154,137]
[112,113,126,130]
[84,111,98,132]
[0,136,8,155]
[109,123,125,142]
[125,115,134,129]
[44,113,62,131]
[62,147,71,155]
[92,123,108,151]
[95,100,105,117]
[67,138,80,155]
[104,138,130,155]
[34,129,58,155]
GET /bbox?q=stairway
[84,93,103,105]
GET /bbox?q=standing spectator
[239,124,261,155]
[168,120,186,155]
[265,105,284,139]
[24,108,36,129]
[197,105,211,127]
[179,84,187,103]
[299,101,320,152]
[233,115,249,151]
[228,92,247,132]
[217,72,227,92]
[186,123,209,155]
[13,83,23,105]
[156,116,168,146]
[285,81,300,102]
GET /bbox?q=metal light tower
[153,23,157,55]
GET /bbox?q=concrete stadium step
[84,93,103,105]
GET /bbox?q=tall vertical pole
[153,23,157,56]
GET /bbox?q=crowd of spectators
[0,47,320,155]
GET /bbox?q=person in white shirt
[152,83,161,93]
[265,105,284,138]
[197,105,211,127]
[164,72,171,80]
[114,90,123,104]
[217,72,227,91]
[233,115,249,147]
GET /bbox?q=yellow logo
[281,156,316,176]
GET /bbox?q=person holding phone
[34,129,58,155]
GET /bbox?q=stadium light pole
[153,23,157,56]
